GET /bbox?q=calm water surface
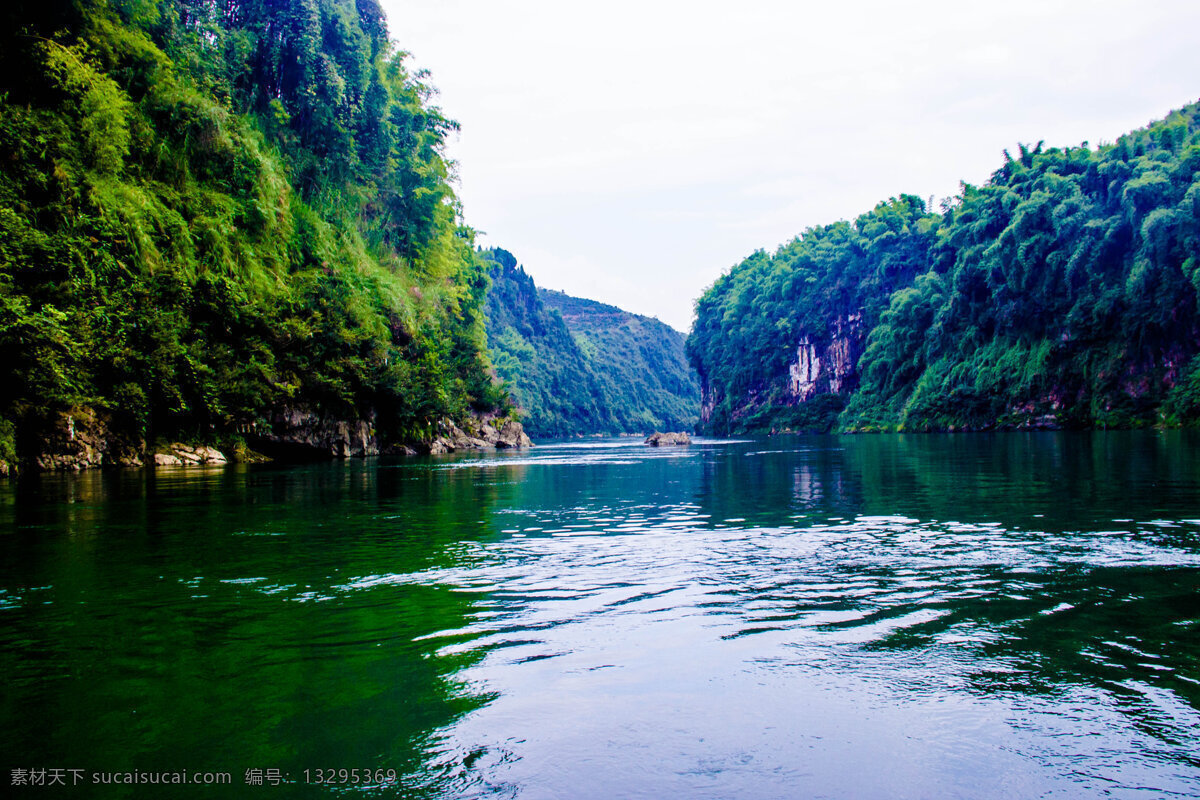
[2,433,1199,798]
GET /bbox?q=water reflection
[0,462,503,798]
[2,433,1199,798]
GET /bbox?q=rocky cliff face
[786,313,863,401]
[252,406,381,459]
[8,405,533,476]
[698,313,866,430]
[32,407,145,471]
[250,407,534,459]
[26,407,239,471]
[700,384,718,426]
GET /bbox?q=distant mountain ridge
[537,288,702,431]
[484,249,700,437]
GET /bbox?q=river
[2,432,1199,798]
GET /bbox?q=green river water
[2,432,1199,798]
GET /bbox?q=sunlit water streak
[2,433,1199,798]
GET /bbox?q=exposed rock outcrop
[787,313,863,401]
[426,416,534,454]
[254,406,379,459]
[16,404,532,472]
[254,407,533,458]
[700,385,718,426]
[33,407,145,471]
[153,444,228,467]
[697,313,867,430]
[495,420,535,449]
[645,431,692,446]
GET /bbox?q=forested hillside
[484,249,699,437]
[538,288,700,433]
[688,103,1200,434]
[0,0,506,468]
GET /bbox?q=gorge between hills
[2,2,1200,799]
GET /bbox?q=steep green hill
[483,249,612,436]
[538,288,700,433]
[484,249,700,437]
[0,0,506,468]
[688,103,1200,434]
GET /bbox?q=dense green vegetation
[484,249,699,437]
[539,287,700,434]
[0,0,505,463]
[689,104,1200,434]
[483,249,609,436]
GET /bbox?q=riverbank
[2,406,533,477]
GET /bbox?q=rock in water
[426,416,534,454]
[496,420,534,448]
[153,444,229,467]
[645,431,692,446]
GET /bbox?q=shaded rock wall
[253,406,533,459]
[33,407,144,471]
[253,406,379,460]
[9,405,534,476]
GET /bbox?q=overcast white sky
[379,0,1200,332]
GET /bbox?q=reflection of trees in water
[688,433,1200,745]
[695,437,863,526]
[686,429,1200,527]
[3,434,1200,793]
[0,461,507,797]
[844,430,1200,529]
